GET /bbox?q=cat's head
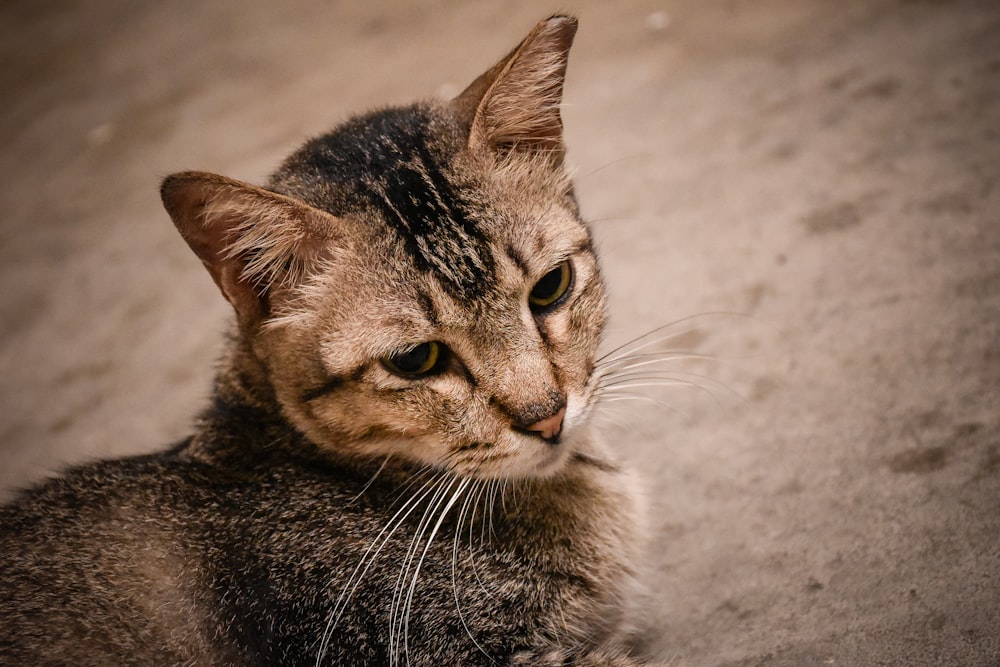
[161,16,607,479]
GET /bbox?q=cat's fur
[0,16,656,666]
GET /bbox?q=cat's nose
[524,407,566,444]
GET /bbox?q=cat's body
[1,17,655,666]
[2,403,639,664]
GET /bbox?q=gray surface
[2,1,998,665]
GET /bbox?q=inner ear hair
[161,171,339,326]
[456,15,578,160]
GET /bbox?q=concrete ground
[2,1,998,665]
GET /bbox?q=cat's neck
[212,327,279,416]
[183,327,299,464]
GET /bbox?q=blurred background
[1,1,998,664]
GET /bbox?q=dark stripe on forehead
[276,105,496,300]
[368,139,494,299]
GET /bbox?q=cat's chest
[206,465,636,662]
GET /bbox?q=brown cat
[0,16,659,666]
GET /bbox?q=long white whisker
[596,312,748,366]
[450,479,495,663]
[386,464,436,509]
[345,455,391,505]
[316,470,442,666]
[499,477,509,517]
[467,481,496,599]
[598,368,742,398]
[575,152,650,182]
[509,478,522,515]
[591,405,634,431]
[596,391,680,414]
[597,379,718,400]
[389,475,453,664]
[598,369,695,387]
[596,351,719,375]
[485,479,498,546]
[386,474,448,664]
[402,477,471,665]
[598,376,702,390]
[595,315,712,364]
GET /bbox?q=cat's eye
[383,341,445,377]
[529,261,573,311]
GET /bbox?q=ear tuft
[456,15,578,160]
[204,187,320,289]
[161,171,337,326]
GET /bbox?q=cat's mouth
[447,427,574,480]
[508,420,579,478]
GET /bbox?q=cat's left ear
[453,15,577,164]
[161,171,338,328]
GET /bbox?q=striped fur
[1,15,658,666]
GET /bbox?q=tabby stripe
[505,243,530,276]
[571,236,594,256]
[366,134,494,298]
[416,291,441,328]
[302,375,347,402]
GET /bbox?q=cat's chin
[518,439,574,479]
[486,429,585,480]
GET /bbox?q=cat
[0,15,662,666]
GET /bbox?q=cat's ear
[161,171,337,327]
[453,14,577,163]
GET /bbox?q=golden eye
[383,341,443,377]
[529,260,573,310]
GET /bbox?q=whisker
[465,480,496,601]
[596,351,720,375]
[595,316,712,364]
[316,470,444,666]
[509,478,523,515]
[450,479,495,663]
[401,477,471,664]
[389,475,454,663]
[345,455,391,505]
[598,369,743,402]
[387,464,435,508]
[596,391,679,415]
[590,406,634,432]
[486,479,500,545]
[598,329,702,367]
[596,312,749,366]
[598,367,700,386]
[499,476,510,519]
[598,374,704,390]
[597,379,724,407]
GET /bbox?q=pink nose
[526,407,566,441]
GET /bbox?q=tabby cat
[0,16,661,666]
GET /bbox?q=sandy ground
[2,1,999,665]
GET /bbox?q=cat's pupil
[384,341,442,377]
[529,261,572,310]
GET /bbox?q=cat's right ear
[161,171,338,328]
